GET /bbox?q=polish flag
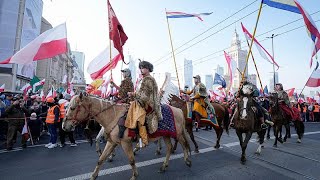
[87,45,122,80]
[224,51,233,88]
[306,69,320,87]
[285,88,295,97]
[0,23,67,64]
[241,23,280,69]
[20,83,32,94]
[21,117,29,141]
[40,90,45,102]
[0,84,5,92]
[46,86,57,99]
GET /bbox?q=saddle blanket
[200,114,219,127]
[128,104,177,138]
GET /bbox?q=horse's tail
[223,106,230,134]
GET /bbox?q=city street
[1,123,319,180]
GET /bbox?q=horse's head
[241,84,254,96]
[63,93,90,132]
[268,92,278,108]
[237,95,254,120]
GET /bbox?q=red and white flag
[285,88,295,97]
[22,117,29,141]
[20,83,32,94]
[241,23,280,69]
[224,51,233,88]
[46,86,57,99]
[306,69,320,87]
[108,0,128,62]
[87,45,122,80]
[0,84,5,92]
[0,23,67,64]
[40,90,45,102]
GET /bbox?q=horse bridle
[69,97,116,123]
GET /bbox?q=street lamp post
[267,34,279,90]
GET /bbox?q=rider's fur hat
[139,61,153,72]
[193,75,201,81]
[275,83,283,90]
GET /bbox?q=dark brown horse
[234,85,266,164]
[170,95,230,150]
[268,93,304,146]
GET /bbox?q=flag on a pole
[262,0,300,14]
[87,45,122,80]
[263,85,269,95]
[20,83,32,94]
[0,84,5,92]
[241,23,280,69]
[108,0,128,61]
[22,117,30,141]
[0,23,67,64]
[224,51,233,89]
[293,0,320,68]
[40,90,45,102]
[166,11,213,21]
[285,88,295,97]
[213,73,226,88]
[306,69,320,87]
[46,86,57,99]
[30,76,44,93]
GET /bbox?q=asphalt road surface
[1,122,320,180]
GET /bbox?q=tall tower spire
[231,28,241,51]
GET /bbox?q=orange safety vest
[46,105,59,124]
[303,106,307,113]
[59,103,66,119]
[314,105,319,113]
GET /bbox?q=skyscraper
[205,74,213,91]
[215,65,224,76]
[228,29,248,90]
[128,55,136,82]
[184,59,193,89]
[72,51,85,72]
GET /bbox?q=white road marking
[59,147,217,180]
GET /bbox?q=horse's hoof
[155,151,161,156]
[158,166,166,173]
[107,158,113,162]
[194,149,199,153]
[196,128,199,132]
[266,136,270,140]
[278,138,283,144]
[273,144,277,148]
[297,139,302,143]
[240,157,246,164]
[214,144,220,149]
[283,138,287,143]
[130,176,137,180]
[186,159,192,167]
[171,149,175,154]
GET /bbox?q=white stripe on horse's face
[241,97,248,119]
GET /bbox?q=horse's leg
[187,124,199,153]
[156,138,162,155]
[212,125,223,149]
[241,131,253,164]
[177,129,192,167]
[236,130,245,163]
[284,123,290,142]
[267,125,271,139]
[159,137,172,173]
[121,140,138,180]
[172,138,178,154]
[91,141,117,180]
[255,129,266,155]
[107,149,116,162]
[95,127,105,157]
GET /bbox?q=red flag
[108,0,128,62]
[0,84,5,92]
[285,88,295,97]
[22,116,29,141]
[306,69,320,87]
[224,51,233,88]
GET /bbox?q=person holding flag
[5,96,29,151]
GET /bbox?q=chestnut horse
[63,94,191,180]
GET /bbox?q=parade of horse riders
[1,0,320,180]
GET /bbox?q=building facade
[228,29,248,90]
[205,74,213,91]
[269,72,279,91]
[248,74,257,86]
[184,59,193,89]
[215,65,224,76]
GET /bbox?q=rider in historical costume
[275,83,294,120]
[111,68,134,138]
[239,79,269,129]
[125,61,162,147]
[181,75,216,128]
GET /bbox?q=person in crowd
[4,94,13,107]
[58,94,77,147]
[44,97,60,149]
[28,112,41,144]
[5,96,29,151]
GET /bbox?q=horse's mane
[160,73,179,104]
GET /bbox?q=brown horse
[63,94,191,180]
[234,85,266,164]
[268,93,304,146]
[170,95,230,150]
